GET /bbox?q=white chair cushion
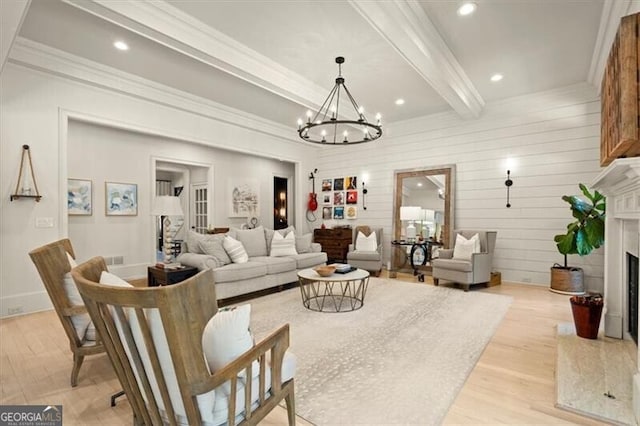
[223,236,249,264]
[453,233,480,260]
[270,231,297,257]
[202,304,254,373]
[62,251,92,341]
[355,231,377,251]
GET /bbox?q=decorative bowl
[314,265,336,277]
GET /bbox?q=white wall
[0,47,316,317]
[312,83,603,290]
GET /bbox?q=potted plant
[551,184,605,339]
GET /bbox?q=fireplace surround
[591,158,640,420]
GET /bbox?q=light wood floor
[0,273,610,425]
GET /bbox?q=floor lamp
[151,195,184,263]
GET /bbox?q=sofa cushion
[431,258,473,272]
[270,231,297,257]
[198,234,232,266]
[223,236,249,264]
[212,261,268,283]
[230,226,268,257]
[347,250,380,261]
[250,256,297,274]
[453,233,480,260]
[355,231,377,251]
[264,226,295,254]
[186,230,205,254]
[290,252,328,269]
[295,233,313,254]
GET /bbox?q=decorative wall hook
[362,182,368,210]
[505,170,513,208]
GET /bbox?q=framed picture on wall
[228,178,259,217]
[333,191,344,205]
[333,178,344,191]
[333,206,344,219]
[105,182,138,216]
[346,190,358,204]
[346,206,357,219]
[322,179,333,191]
[345,176,357,189]
[323,194,332,205]
[68,178,92,215]
[322,206,332,220]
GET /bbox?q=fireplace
[630,252,639,345]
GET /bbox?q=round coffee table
[297,268,370,312]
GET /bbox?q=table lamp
[400,206,421,241]
[151,196,184,263]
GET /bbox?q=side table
[147,265,198,287]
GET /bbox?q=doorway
[273,176,288,230]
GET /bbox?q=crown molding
[587,0,637,93]
[61,0,328,111]
[348,0,484,119]
[0,0,31,74]
[9,37,302,144]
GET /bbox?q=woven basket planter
[549,266,585,295]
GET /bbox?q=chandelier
[297,57,382,145]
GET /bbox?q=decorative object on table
[345,206,357,219]
[314,265,337,277]
[321,178,333,191]
[10,144,42,202]
[550,184,605,295]
[68,178,92,215]
[333,206,345,219]
[570,293,604,339]
[105,182,137,216]
[246,216,259,229]
[362,182,368,210]
[420,209,435,240]
[333,177,344,191]
[296,56,382,145]
[346,190,357,204]
[345,176,357,189]
[228,178,259,217]
[151,195,184,263]
[400,206,421,242]
[504,170,513,208]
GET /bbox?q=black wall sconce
[505,170,513,208]
[362,182,368,210]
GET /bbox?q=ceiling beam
[62,0,329,112]
[1,0,31,74]
[349,0,484,119]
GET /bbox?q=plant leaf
[575,228,590,255]
[585,217,605,249]
[579,183,594,202]
[556,232,576,255]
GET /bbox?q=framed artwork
[346,190,358,204]
[322,206,332,220]
[323,194,332,205]
[229,179,259,217]
[346,206,357,219]
[322,179,333,191]
[68,178,92,215]
[333,206,344,220]
[345,176,357,190]
[333,178,344,191]
[333,191,344,205]
[105,182,137,216]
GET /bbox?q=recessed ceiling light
[417,182,423,187]
[490,73,504,82]
[395,99,405,106]
[457,2,477,16]
[113,41,129,51]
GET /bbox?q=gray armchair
[432,230,497,291]
[347,226,383,276]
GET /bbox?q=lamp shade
[400,206,421,221]
[151,196,183,216]
[421,209,435,222]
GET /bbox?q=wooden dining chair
[72,257,296,425]
[28,239,106,387]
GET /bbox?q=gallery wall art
[68,178,92,215]
[105,182,138,216]
[229,179,259,217]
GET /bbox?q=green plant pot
[570,295,604,339]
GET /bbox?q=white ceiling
[9,0,624,129]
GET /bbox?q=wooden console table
[313,228,352,263]
[148,265,198,287]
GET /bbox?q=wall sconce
[505,170,513,208]
[362,182,368,210]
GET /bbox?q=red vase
[570,296,604,339]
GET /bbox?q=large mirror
[391,165,455,276]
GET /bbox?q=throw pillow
[355,231,377,251]
[453,233,480,260]
[234,226,268,257]
[63,273,91,340]
[270,231,298,257]
[223,236,249,263]
[99,271,133,287]
[186,230,205,255]
[264,226,295,254]
[198,234,232,266]
[295,233,313,253]
[201,304,255,374]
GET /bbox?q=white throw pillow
[355,231,377,251]
[295,233,313,254]
[223,236,249,263]
[270,231,298,257]
[453,233,480,260]
[202,305,254,373]
[62,251,91,340]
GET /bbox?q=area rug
[245,277,512,425]
[556,322,636,425]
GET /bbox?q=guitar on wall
[308,168,318,212]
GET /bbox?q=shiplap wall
[310,83,603,291]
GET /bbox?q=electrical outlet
[35,217,54,228]
[113,256,124,265]
[8,306,23,315]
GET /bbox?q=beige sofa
[177,226,327,299]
